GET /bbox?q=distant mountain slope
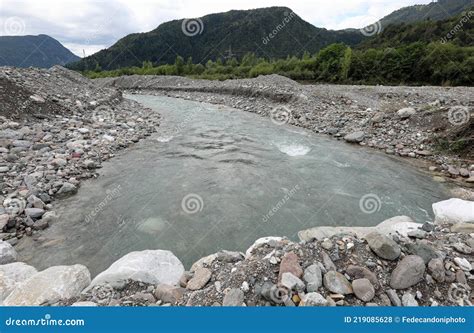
[362,7,474,48]
[67,7,364,71]
[379,0,473,26]
[0,34,80,68]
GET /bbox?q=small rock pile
[0,66,161,245]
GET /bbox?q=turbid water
[18,95,450,275]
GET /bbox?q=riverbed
[17,95,450,275]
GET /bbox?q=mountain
[361,7,474,48]
[378,0,473,26]
[67,7,364,71]
[0,34,80,68]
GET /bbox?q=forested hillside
[84,9,474,86]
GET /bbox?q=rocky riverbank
[1,68,473,307]
[0,66,161,244]
[97,74,474,188]
[1,198,473,306]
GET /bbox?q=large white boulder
[433,198,474,224]
[0,241,17,264]
[298,216,421,242]
[374,216,422,237]
[89,250,184,288]
[0,262,37,304]
[245,237,285,258]
[4,264,90,305]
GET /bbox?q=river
[17,95,450,275]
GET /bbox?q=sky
[0,0,435,57]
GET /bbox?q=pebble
[241,281,250,292]
[390,255,425,289]
[321,239,333,250]
[154,284,185,303]
[222,288,244,306]
[323,271,353,295]
[452,243,472,255]
[402,292,419,306]
[453,257,472,271]
[24,208,45,219]
[344,131,365,143]
[303,264,323,292]
[278,252,303,281]
[386,289,402,306]
[0,240,17,264]
[407,229,427,239]
[300,292,328,306]
[397,107,416,119]
[405,242,439,264]
[56,182,78,198]
[427,258,445,283]
[365,232,401,260]
[281,272,305,292]
[321,251,337,271]
[352,278,375,302]
[186,267,212,290]
[346,265,379,289]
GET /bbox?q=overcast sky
[0,0,435,56]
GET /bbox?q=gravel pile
[0,66,160,245]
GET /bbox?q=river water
[17,95,450,275]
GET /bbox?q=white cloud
[0,0,435,56]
